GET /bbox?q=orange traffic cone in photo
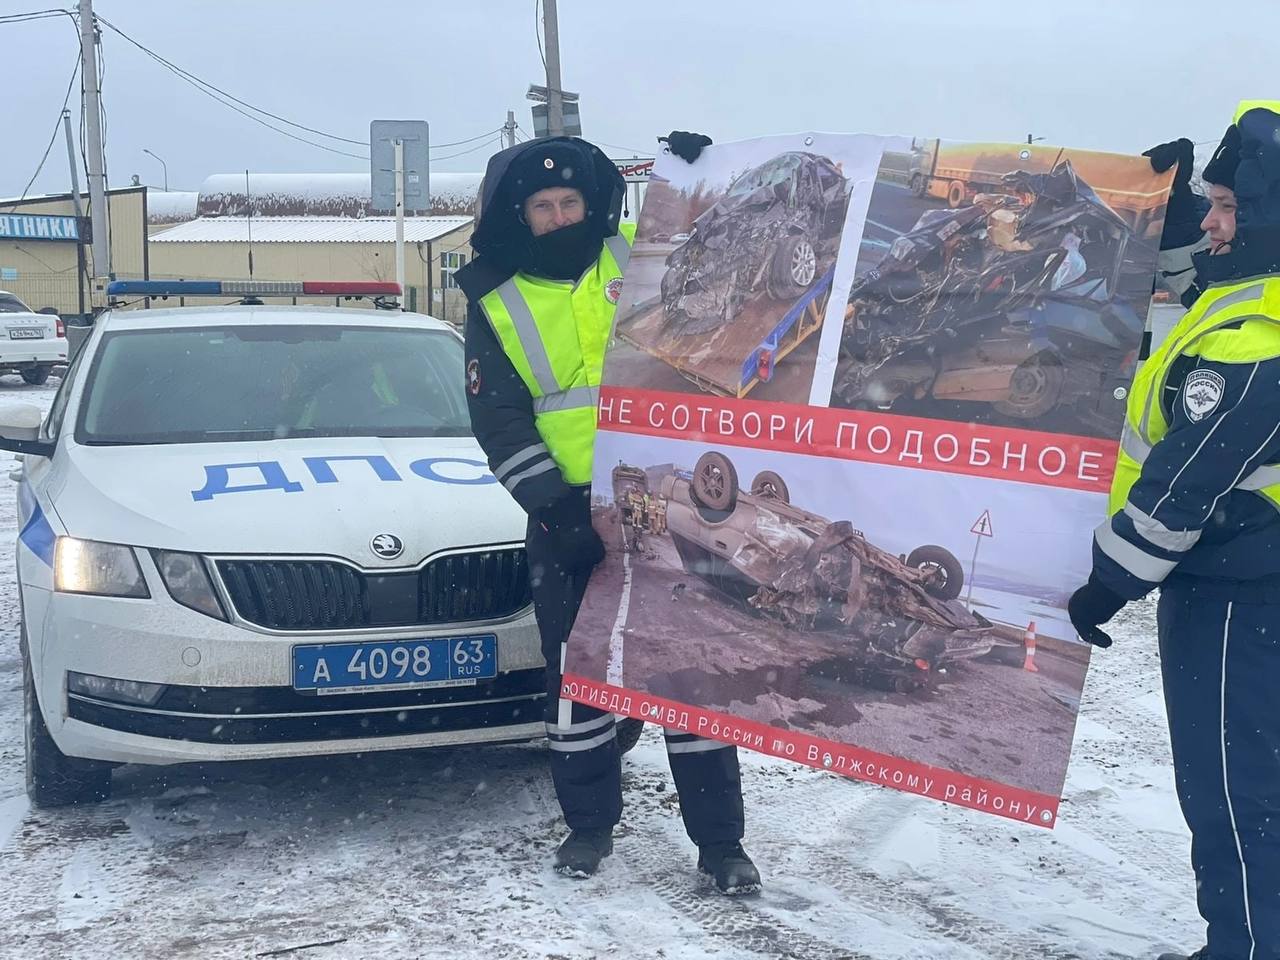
[1022,620,1039,672]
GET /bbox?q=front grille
[422,549,531,624]
[217,549,531,631]
[68,668,546,744]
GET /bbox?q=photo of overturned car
[568,439,1092,797]
[658,452,996,693]
[832,153,1163,438]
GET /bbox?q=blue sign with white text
[0,214,82,243]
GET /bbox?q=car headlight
[153,550,227,620]
[54,537,149,598]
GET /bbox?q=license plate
[8,328,44,340]
[292,635,498,695]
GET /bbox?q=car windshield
[77,323,472,445]
[726,154,802,200]
[0,293,33,314]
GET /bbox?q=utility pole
[61,110,86,320]
[79,0,110,285]
[543,0,564,137]
[394,138,405,310]
[503,110,517,149]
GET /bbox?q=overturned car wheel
[906,545,964,602]
[767,235,818,301]
[750,470,790,504]
[995,353,1065,420]
[692,452,739,512]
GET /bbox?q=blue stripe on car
[19,490,55,567]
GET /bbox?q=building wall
[147,222,474,324]
[0,187,147,317]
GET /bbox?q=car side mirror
[0,403,55,457]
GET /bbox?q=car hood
[46,436,526,566]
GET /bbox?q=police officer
[456,132,760,892]
[1069,102,1280,960]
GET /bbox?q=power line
[595,139,650,156]
[436,128,503,149]
[96,14,367,148]
[95,15,508,162]
[0,8,72,25]
[4,52,80,212]
[534,0,547,71]
[94,14,370,160]
[433,136,502,164]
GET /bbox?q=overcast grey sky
[2,0,1272,196]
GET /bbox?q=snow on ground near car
[0,380,1200,960]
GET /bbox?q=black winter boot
[697,842,762,895]
[1157,950,1210,960]
[553,828,613,878]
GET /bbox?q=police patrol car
[2,280,628,807]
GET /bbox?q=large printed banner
[565,133,1171,827]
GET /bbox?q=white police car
[2,280,594,807]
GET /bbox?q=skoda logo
[370,534,404,560]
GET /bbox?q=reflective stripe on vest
[479,223,635,485]
[1109,276,1280,516]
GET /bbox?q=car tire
[750,470,790,504]
[906,545,965,602]
[766,235,818,301]
[909,173,925,197]
[691,452,738,512]
[947,180,966,208]
[23,628,112,808]
[21,365,52,386]
[616,717,644,755]
[994,353,1065,420]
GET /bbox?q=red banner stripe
[563,673,1060,828]
[598,386,1117,494]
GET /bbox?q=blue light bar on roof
[106,280,402,297]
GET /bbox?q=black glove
[660,131,712,164]
[1144,138,1209,250]
[1067,576,1127,649]
[539,493,605,575]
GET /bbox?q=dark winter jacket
[456,138,625,516]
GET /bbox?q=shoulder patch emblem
[605,277,624,305]
[466,358,482,396]
[1183,368,1226,423]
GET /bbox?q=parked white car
[0,289,67,385]
[5,281,639,806]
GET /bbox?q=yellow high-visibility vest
[1110,276,1280,515]
[479,223,635,485]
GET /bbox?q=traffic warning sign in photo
[971,509,994,538]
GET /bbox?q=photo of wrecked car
[570,436,1093,798]
[603,140,865,403]
[658,452,996,692]
[659,151,849,336]
[832,153,1163,438]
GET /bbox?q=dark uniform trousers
[525,490,745,845]
[1158,580,1280,960]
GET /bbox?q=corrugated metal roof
[150,216,472,244]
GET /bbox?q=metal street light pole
[142,148,168,191]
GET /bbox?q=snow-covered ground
[0,381,1200,960]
